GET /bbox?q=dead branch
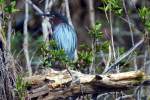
[6,15,12,51]
[24,70,147,100]
[24,0,32,76]
[104,38,144,73]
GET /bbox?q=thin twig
[108,5,118,72]
[27,0,43,14]
[123,0,137,70]
[88,0,96,74]
[89,39,95,74]
[104,38,144,73]
[116,95,133,100]
[109,8,116,60]
[103,45,112,74]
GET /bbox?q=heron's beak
[38,13,51,16]
[38,13,53,19]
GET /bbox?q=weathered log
[24,70,147,100]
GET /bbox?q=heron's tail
[66,49,78,62]
[73,49,78,62]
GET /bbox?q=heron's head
[50,12,68,25]
[40,12,68,26]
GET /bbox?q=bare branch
[123,0,137,70]
[27,0,43,14]
[104,38,144,73]
[88,0,95,27]
[24,0,32,76]
[103,45,112,74]
[6,15,12,51]
[64,0,73,27]
[42,0,53,42]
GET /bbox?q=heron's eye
[52,15,55,18]
[49,15,55,20]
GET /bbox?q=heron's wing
[53,23,77,60]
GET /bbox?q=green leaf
[101,41,110,52]
[0,0,4,4]
[4,1,19,13]
[95,22,102,30]
[119,47,125,55]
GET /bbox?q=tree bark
[0,50,16,100]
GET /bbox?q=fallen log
[24,70,147,100]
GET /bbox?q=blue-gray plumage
[49,12,77,61]
[52,23,77,60]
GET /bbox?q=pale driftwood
[24,70,147,100]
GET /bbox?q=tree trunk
[0,50,16,100]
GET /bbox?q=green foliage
[16,75,27,100]
[139,7,150,31]
[99,0,123,15]
[118,47,125,55]
[0,0,19,14]
[139,7,150,21]
[29,36,43,54]
[89,21,103,39]
[11,32,23,53]
[77,44,93,69]
[4,1,19,13]
[89,21,110,53]
[78,51,93,64]
[41,40,94,70]
[101,41,110,53]
[88,21,112,73]
[0,0,4,4]
[41,40,73,68]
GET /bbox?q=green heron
[42,12,78,61]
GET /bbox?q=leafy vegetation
[139,7,150,31]
[16,75,27,100]
[99,0,123,15]
[41,40,74,69]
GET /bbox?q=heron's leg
[65,64,80,86]
[65,64,74,79]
